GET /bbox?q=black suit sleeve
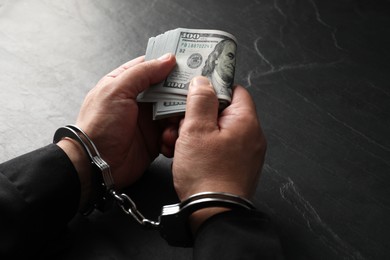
[0,144,284,259]
[0,144,81,259]
[193,210,284,259]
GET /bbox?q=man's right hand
[172,76,266,231]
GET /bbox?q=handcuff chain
[53,126,256,246]
[109,190,160,229]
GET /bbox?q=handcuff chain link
[109,190,160,229]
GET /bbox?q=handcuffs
[54,125,256,247]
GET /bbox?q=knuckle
[189,84,216,98]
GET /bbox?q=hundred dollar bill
[138,28,237,119]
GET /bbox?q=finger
[160,129,177,158]
[137,102,160,157]
[115,53,176,98]
[225,85,257,113]
[159,120,179,158]
[106,56,145,78]
[219,85,259,130]
[161,125,178,149]
[184,76,219,129]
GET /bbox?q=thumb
[184,76,219,129]
[115,53,177,99]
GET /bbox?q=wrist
[57,138,93,211]
[54,125,115,214]
[176,184,252,234]
[189,207,230,234]
[158,192,255,247]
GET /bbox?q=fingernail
[158,53,171,61]
[190,76,211,87]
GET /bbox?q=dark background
[1,0,389,259]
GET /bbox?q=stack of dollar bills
[137,28,237,120]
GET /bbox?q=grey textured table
[1,1,389,259]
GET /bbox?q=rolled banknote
[138,28,237,119]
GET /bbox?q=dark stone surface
[1,0,389,259]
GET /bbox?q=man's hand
[172,76,266,230]
[59,54,178,197]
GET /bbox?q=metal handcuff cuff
[53,125,256,247]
